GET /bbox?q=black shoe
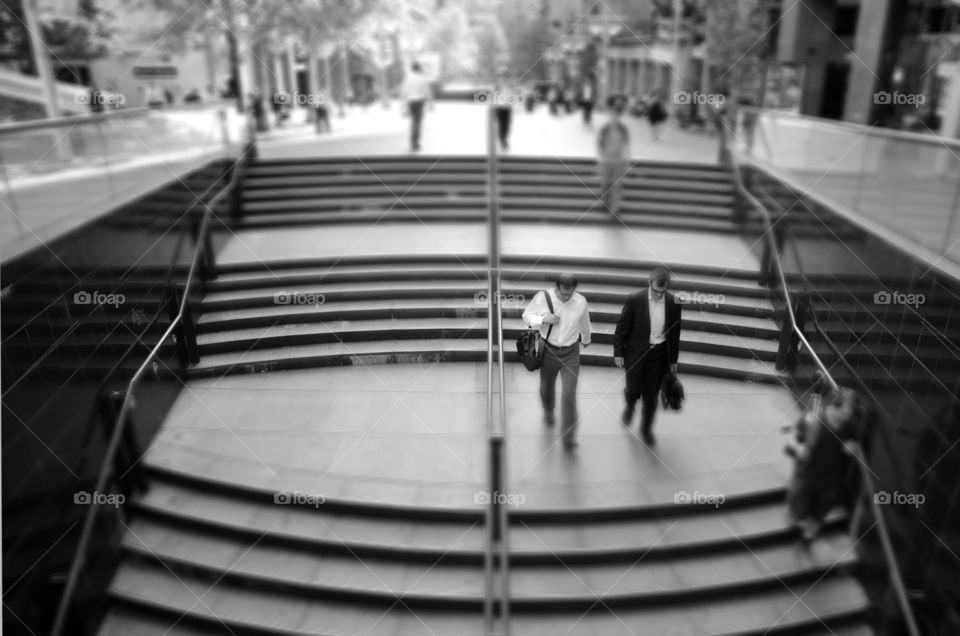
[544,410,555,426]
[621,408,634,427]
[641,428,655,445]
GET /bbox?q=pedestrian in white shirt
[401,61,433,151]
[522,273,593,450]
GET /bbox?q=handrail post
[50,153,248,636]
[177,283,200,365]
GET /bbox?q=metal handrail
[49,154,246,636]
[727,137,922,636]
[483,99,510,636]
[483,101,497,635]
[728,157,838,392]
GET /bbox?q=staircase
[98,458,870,635]
[0,162,233,636]
[10,155,874,635]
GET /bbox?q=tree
[703,0,771,162]
[0,0,117,77]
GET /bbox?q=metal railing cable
[728,144,922,636]
[49,152,247,636]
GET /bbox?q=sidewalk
[257,100,722,163]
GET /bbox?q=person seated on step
[785,386,864,544]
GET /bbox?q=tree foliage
[704,0,771,97]
[0,0,118,71]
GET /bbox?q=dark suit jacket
[613,288,682,366]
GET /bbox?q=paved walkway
[151,364,798,509]
[214,222,763,274]
[256,100,721,162]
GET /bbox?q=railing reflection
[733,107,960,269]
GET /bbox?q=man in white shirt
[522,273,593,450]
[613,268,682,445]
[401,61,433,151]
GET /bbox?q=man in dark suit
[613,267,682,445]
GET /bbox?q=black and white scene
[1,0,959,634]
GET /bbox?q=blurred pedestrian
[547,83,559,116]
[646,89,667,142]
[785,386,864,543]
[524,80,537,113]
[522,273,593,450]
[88,83,104,114]
[249,91,267,132]
[493,75,518,150]
[563,83,576,114]
[401,61,433,151]
[596,95,630,216]
[271,88,285,127]
[579,74,596,125]
[314,90,331,133]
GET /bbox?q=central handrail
[727,133,922,636]
[483,98,510,636]
[49,154,247,636]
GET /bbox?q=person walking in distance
[646,88,667,142]
[613,268,682,445]
[522,274,593,450]
[579,74,596,125]
[402,61,432,151]
[597,95,630,217]
[492,75,517,150]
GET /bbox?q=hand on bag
[614,356,624,368]
[670,363,678,375]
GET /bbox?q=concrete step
[196,298,779,340]
[243,173,490,188]
[192,317,779,366]
[242,194,489,213]
[243,183,488,200]
[499,174,735,194]
[133,477,486,555]
[187,338,787,383]
[106,558,485,634]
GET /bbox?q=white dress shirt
[522,289,592,347]
[402,72,432,102]
[649,288,666,346]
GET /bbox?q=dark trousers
[409,100,425,148]
[540,343,580,442]
[582,101,594,124]
[495,107,511,147]
[624,343,667,432]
